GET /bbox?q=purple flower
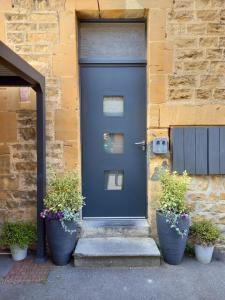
[181,213,189,219]
[40,212,45,218]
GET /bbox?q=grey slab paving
[75,237,160,257]
[1,257,225,300]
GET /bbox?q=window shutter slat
[196,127,208,175]
[208,127,220,174]
[172,128,184,174]
[184,127,196,174]
[220,127,225,174]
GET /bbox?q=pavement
[0,255,225,300]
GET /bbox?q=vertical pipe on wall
[34,83,47,263]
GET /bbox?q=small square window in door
[103,133,124,154]
[104,171,124,190]
[103,96,124,117]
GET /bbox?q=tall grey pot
[156,210,190,265]
[46,219,77,266]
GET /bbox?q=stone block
[211,60,225,76]
[150,75,166,103]
[61,77,78,110]
[100,9,145,19]
[219,37,225,47]
[196,10,220,21]
[200,75,225,88]
[199,37,218,48]
[176,49,204,60]
[149,42,173,74]
[30,13,57,22]
[174,38,197,49]
[167,24,186,36]
[14,162,36,172]
[7,23,37,31]
[149,105,159,127]
[190,176,210,192]
[18,128,36,141]
[196,89,212,100]
[0,144,10,155]
[52,44,76,77]
[7,32,25,44]
[206,49,224,60]
[187,24,206,35]
[0,155,10,175]
[207,23,225,35]
[75,0,99,10]
[168,75,196,88]
[168,9,194,22]
[55,109,78,141]
[149,9,166,41]
[27,32,58,44]
[183,61,209,74]
[0,175,19,191]
[59,11,76,44]
[196,0,211,9]
[169,89,193,101]
[159,104,225,127]
[212,0,225,8]
[64,141,79,170]
[135,0,173,8]
[214,89,225,100]
[0,112,17,142]
[173,0,194,9]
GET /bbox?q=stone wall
[0,0,225,236]
[0,87,37,224]
[149,0,225,235]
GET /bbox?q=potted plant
[40,170,85,266]
[156,169,191,265]
[190,219,220,264]
[0,222,36,261]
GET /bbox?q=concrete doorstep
[74,237,161,267]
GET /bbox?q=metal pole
[34,83,47,263]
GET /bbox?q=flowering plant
[40,170,85,234]
[159,169,191,237]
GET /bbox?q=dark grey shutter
[172,126,225,175]
[196,127,208,175]
[208,127,220,174]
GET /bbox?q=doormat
[1,258,53,284]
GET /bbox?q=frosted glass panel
[105,171,124,190]
[79,23,146,60]
[103,96,124,117]
[104,133,124,154]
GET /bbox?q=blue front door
[81,65,146,217]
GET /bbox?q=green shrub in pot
[0,222,36,261]
[156,169,191,265]
[40,170,85,265]
[190,220,221,264]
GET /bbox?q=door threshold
[83,217,147,220]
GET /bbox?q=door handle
[134,140,146,151]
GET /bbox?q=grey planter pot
[156,210,190,265]
[46,219,77,266]
[195,244,214,264]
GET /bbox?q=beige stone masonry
[0,0,225,235]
